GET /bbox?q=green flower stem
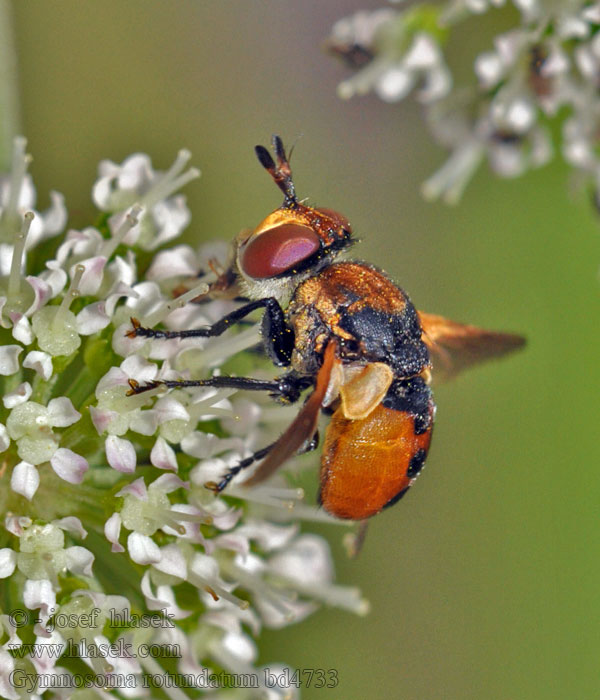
[84,530,147,611]
[35,471,109,526]
[0,369,24,420]
[30,368,60,405]
[58,410,103,457]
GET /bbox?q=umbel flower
[328,0,600,205]
[0,138,367,699]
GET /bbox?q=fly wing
[243,341,337,487]
[418,312,525,381]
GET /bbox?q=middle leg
[127,372,312,403]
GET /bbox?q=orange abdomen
[319,403,434,520]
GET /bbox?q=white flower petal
[116,476,148,500]
[256,597,317,630]
[502,98,536,133]
[73,255,107,296]
[11,316,33,345]
[121,354,159,382]
[557,15,588,39]
[268,535,333,584]
[404,33,439,69]
[127,532,161,565]
[189,552,220,579]
[93,153,153,211]
[54,516,87,538]
[128,409,159,436]
[575,44,596,79]
[146,196,192,250]
[152,543,187,579]
[150,436,178,471]
[105,282,137,318]
[2,382,32,408]
[475,51,504,87]
[582,3,600,23]
[146,244,199,280]
[0,649,19,699]
[76,301,111,335]
[4,516,31,537]
[181,431,223,459]
[104,513,125,552]
[106,435,137,473]
[235,520,298,552]
[211,508,242,530]
[30,630,65,674]
[23,579,56,614]
[11,461,39,500]
[213,533,250,557]
[190,457,230,486]
[543,47,569,77]
[40,190,67,236]
[56,226,103,264]
[50,448,89,483]
[150,473,188,494]
[141,571,189,618]
[219,631,257,665]
[375,66,415,102]
[0,549,17,578]
[0,424,9,452]
[494,29,526,64]
[123,280,162,314]
[418,64,452,103]
[107,253,137,288]
[0,246,11,277]
[23,350,53,380]
[24,275,52,314]
[112,320,146,357]
[95,366,128,394]
[65,546,94,576]
[163,504,205,540]
[89,405,120,434]
[40,261,67,297]
[234,551,266,576]
[0,345,22,375]
[46,396,80,427]
[221,398,261,436]
[197,240,230,268]
[154,395,190,423]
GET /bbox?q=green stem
[0,0,21,170]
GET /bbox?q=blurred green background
[10,1,600,698]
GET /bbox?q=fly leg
[205,444,274,493]
[127,372,311,403]
[205,429,320,494]
[127,295,294,366]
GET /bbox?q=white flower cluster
[0,139,367,698]
[328,1,600,203]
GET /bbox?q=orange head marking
[238,136,354,282]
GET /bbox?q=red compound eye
[240,223,320,279]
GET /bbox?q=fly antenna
[254,134,297,208]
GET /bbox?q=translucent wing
[243,341,337,486]
[418,312,525,381]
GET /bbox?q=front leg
[128,297,291,344]
[260,298,295,367]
